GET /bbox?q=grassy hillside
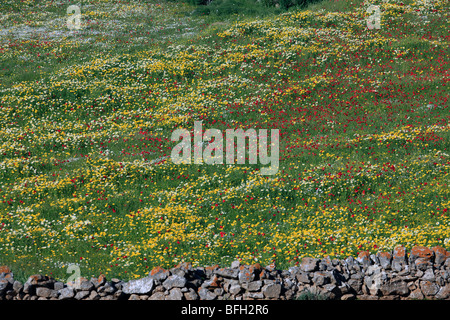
[0,0,449,282]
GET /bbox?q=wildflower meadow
[0,0,448,282]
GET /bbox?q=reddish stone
[208,275,220,288]
[378,252,391,259]
[393,246,407,261]
[265,263,276,271]
[432,246,449,265]
[410,246,434,261]
[205,265,219,273]
[97,274,106,285]
[150,266,167,276]
[177,262,192,270]
[357,251,370,265]
[0,266,11,274]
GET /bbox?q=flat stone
[128,294,140,300]
[432,246,449,265]
[163,275,186,290]
[148,292,165,300]
[149,266,170,282]
[392,246,407,272]
[300,257,319,272]
[201,275,221,289]
[122,277,154,295]
[198,287,217,300]
[231,260,240,269]
[262,283,281,299]
[12,280,23,293]
[380,280,409,296]
[245,291,264,299]
[36,287,53,298]
[376,252,392,270]
[420,281,439,297]
[184,288,199,300]
[415,258,432,271]
[88,290,100,300]
[312,272,330,286]
[296,272,310,284]
[53,281,64,291]
[422,268,435,282]
[215,268,239,279]
[238,267,255,283]
[167,288,183,300]
[74,290,90,300]
[244,280,262,292]
[435,284,450,299]
[80,280,94,291]
[356,251,371,267]
[229,284,241,295]
[58,287,74,300]
[265,263,276,272]
[409,288,424,300]
[410,246,434,262]
[341,293,356,300]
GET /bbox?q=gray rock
[128,294,140,300]
[122,277,154,295]
[231,260,240,269]
[296,272,310,284]
[238,268,255,283]
[58,287,75,300]
[380,280,409,296]
[244,280,262,292]
[198,287,217,300]
[313,272,330,286]
[53,281,64,291]
[74,290,90,300]
[420,281,439,296]
[36,287,53,298]
[435,284,450,299]
[376,252,392,270]
[409,288,424,300]
[88,290,100,300]
[229,284,241,295]
[215,268,239,279]
[348,278,363,294]
[148,292,166,300]
[262,283,281,299]
[288,266,300,275]
[300,258,319,272]
[184,288,199,300]
[170,268,186,278]
[148,267,170,282]
[245,291,264,299]
[321,256,333,270]
[214,288,224,296]
[370,254,379,265]
[341,293,356,300]
[0,279,10,293]
[163,275,187,290]
[422,268,435,282]
[80,280,95,292]
[12,280,23,293]
[167,288,183,300]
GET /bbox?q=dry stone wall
[2,245,450,300]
